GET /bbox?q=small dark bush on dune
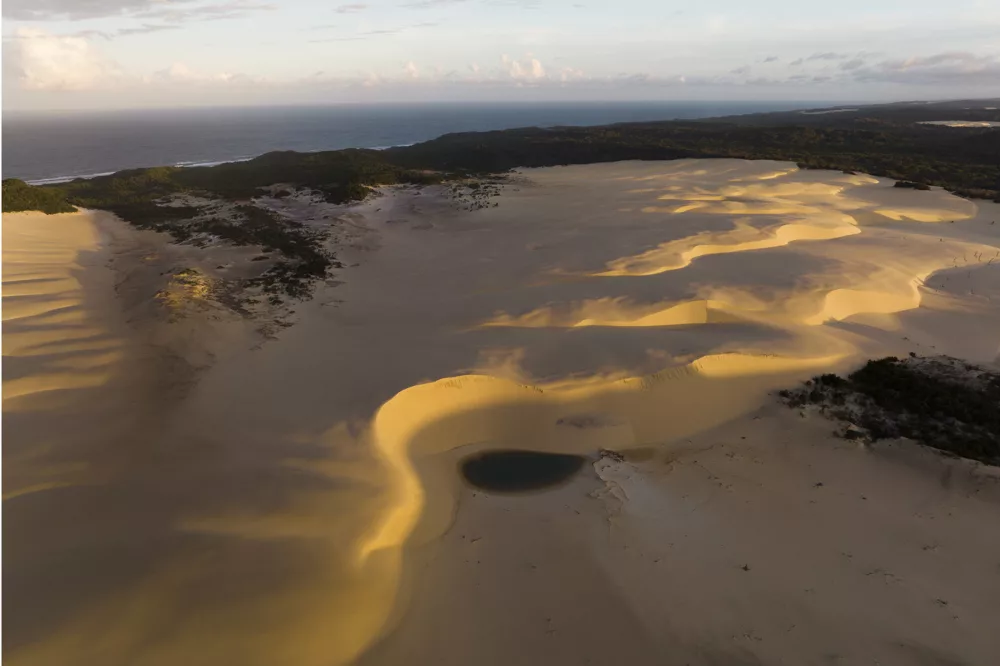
[894,180,931,190]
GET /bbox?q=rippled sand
[4,161,1000,666]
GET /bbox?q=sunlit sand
[5,160,1000,666]
[917,120,1000,128]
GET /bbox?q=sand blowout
[4,160,1000,666]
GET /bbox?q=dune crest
[5,160,1000,666]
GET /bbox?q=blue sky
[3,0,999,109]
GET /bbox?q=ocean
[3,101,819,184]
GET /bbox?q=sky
[3,0,1000,110]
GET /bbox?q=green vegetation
[384,122,999,200]
[894,180,932,190]
[779,356,1000,466]
[54,150,443,211]
[12,98,999,298]
[2,179,76,214]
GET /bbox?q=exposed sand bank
[4,160,1000,666]
[918,120,1000,128]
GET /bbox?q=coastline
[23,144,422,187]
[5,99,818,184]
[4,159,1000,666]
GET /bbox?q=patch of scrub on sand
[778,355,1000,465]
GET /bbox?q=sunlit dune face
[353,164,997,645]
[873,208,969,222]
[482,296,729,329]
[6,161,999,666]
[917,120,1000,128]
[2,212,125,411]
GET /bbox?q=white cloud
[7,27,123,90]
[5,27,257,93]
[335,3,368,13]
[851,51,1000,85]
[6,23,998,105]
[557,67,585,82]
[501,54,546,81]
[151,62,243,84]
[403,0,468,8]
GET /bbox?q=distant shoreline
[6,100,816,183]
[25,145,423,187]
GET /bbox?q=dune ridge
[2,212,123,407]
[5,160,1000,666]
[352,162,999,662]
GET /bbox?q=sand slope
[4,161,1000,666]
[3,211,133,499]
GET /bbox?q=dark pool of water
[460,450,587,493]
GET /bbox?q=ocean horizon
[3,101,829,184]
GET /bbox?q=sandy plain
[4,159,1000,666]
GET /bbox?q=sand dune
[4,160,1000,666]
[481,296,738,328]
[2,213,121,400]
[918,120,1000,128]
[2,211,132,501]
[355,162,1000,665]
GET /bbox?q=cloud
[762,56,779,63]
[4,0,272,21]
[335,3,367,13]
[24,22,190,41]
[850,51,1000,85]
[8,23,998,104]
[711,51,1000,89]
[501,54,546,81]
[806,52,849,61]
[557,67,586,82]
[150,61,253,85]
[403,0,467,8]
[309,22,437,42]
[6,27,123,90]
[791,52,854,66]
[5,27,259,92]
[487,0,541,7]
[309,36,366,43]
[103,23,184,38]
[137,1,276,23]
[4,0,187,20]
[839,58,866,71]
